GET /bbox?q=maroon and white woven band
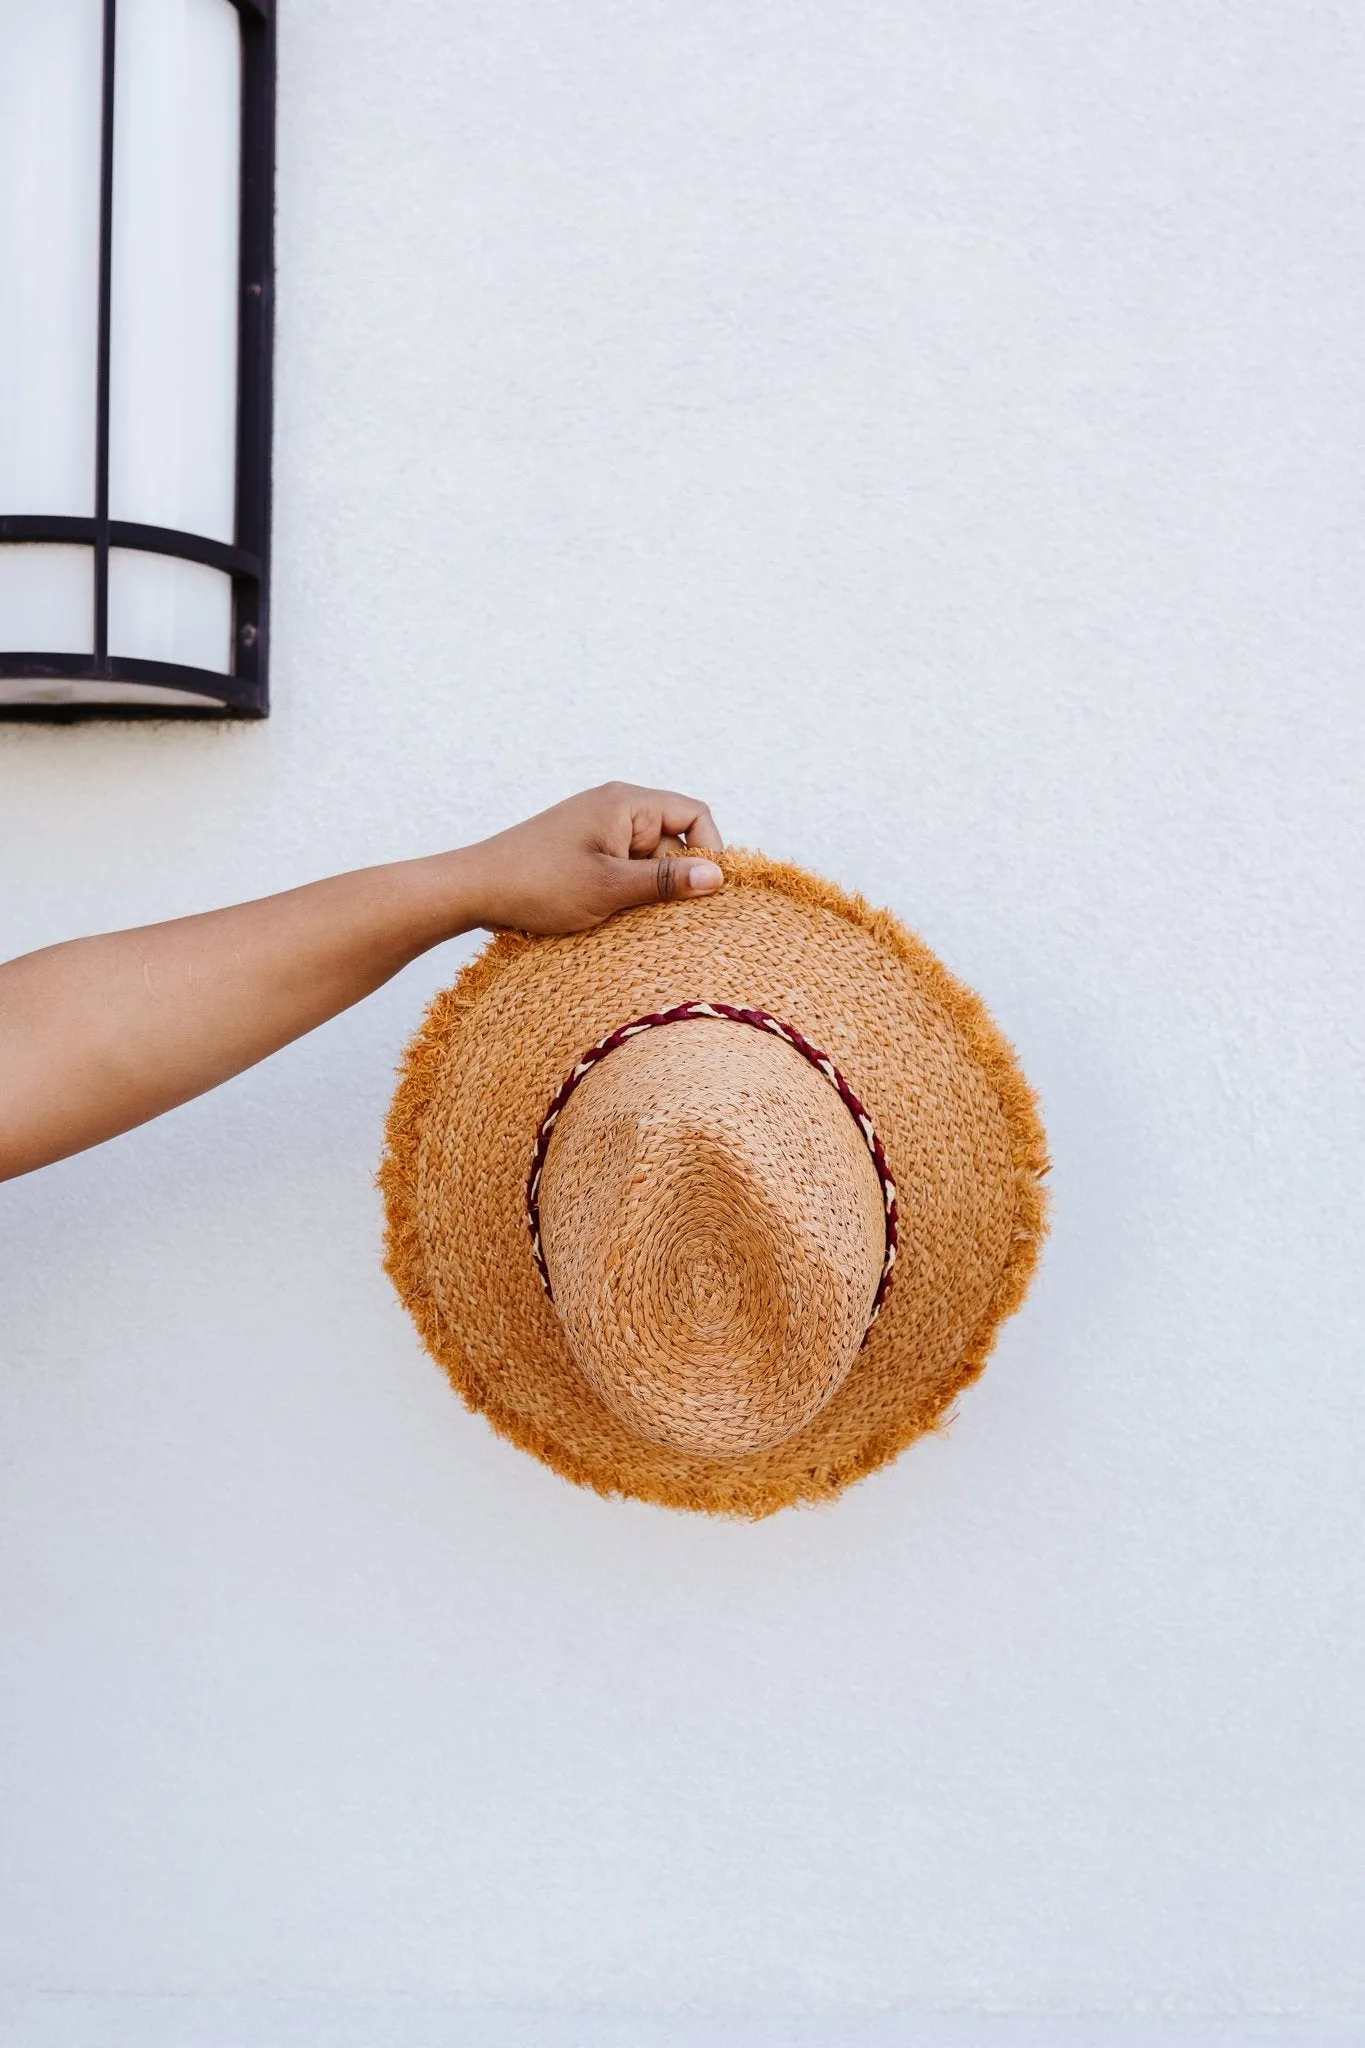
[526,1002,899,1334]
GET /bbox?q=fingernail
[687,860,724,895]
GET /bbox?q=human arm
[0,782,723,1180]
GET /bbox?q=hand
[459,782,725,935]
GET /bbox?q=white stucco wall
[2,1,1363,2040]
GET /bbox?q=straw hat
[381,850,1048,1517]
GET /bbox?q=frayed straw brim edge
[377,850,1050,1519]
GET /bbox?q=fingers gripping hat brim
[379,850,1050,1518]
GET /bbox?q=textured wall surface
[2,0,1363,2036]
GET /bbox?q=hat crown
[537,1017,887,1458]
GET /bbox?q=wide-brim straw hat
[381,850,1048,1518]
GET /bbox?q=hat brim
[380,850,1049,1518]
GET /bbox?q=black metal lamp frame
[0,0,275,720]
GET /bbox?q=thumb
[604,851,725,909]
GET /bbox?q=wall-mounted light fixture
[0,0,274,718]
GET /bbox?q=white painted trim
[1,1998,1362,2048]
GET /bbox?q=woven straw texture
[380,850,1049,1518]
[540,1017,888,1458]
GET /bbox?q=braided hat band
[526,1001,899,1333]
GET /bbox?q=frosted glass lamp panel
[0,546,93,656]
[109,0,241,542]
[108,550,232,672]
[0,0,102,515]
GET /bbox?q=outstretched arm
[0,782,723,1181]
